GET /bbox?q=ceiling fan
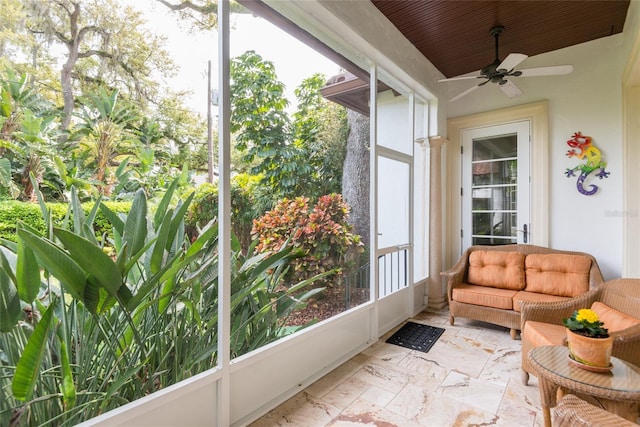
[439,26,574,102]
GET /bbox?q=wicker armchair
[553,394,638,427]
[521,278,640,385]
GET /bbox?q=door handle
[517,224,528,243]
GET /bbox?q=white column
[217,1,231,425]
[427,136,448,309]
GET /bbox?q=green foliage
[0,19,204,202]
[230,51,299,201]
[0,157,19,199]
[229,54,349,205]
[230,173,268,248]
[0,181,326,425]
[0,200,131,243]
[0,69,61,202]
[0,200,65,242]
[152,97,209,175]
[292,74,348,198]
[0,67,198,203]
[186,182,218,234]
[226,239,328,357]
[186,175,268,249]
[69,88,141,195]
[17,0,178,123]
[252,194,363,286]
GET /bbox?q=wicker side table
[528,345,640,427]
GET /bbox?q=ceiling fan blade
[518,65,574,77]
[499,79,522,98]
[497,53,528,72]
[438,75,481,83]
[449,84,481,102]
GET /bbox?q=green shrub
[185,174,267,249]
[185,183,217,235]
[90,201,132,242]
[252,194,363,287]
[0,200,131,242]
[0,201,65,242]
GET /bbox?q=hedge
[0,200,132,243]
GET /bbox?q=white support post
[369,64,379,341]
[217,0,231,425]
[407,93,415,315]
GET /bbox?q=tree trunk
[60,3,82,132]
[341,109,370,248]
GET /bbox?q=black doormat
[385,322,445,353]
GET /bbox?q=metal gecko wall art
[564,131,610,196]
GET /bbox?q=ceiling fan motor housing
[482,26,524,83]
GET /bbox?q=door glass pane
[472,160,517,185]
[473,137,517,160]
[471,134,517,245]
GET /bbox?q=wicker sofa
[521,278,640,385]
[442,244,604,339]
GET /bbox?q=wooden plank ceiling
[371,0,631,78]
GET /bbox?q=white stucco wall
[622,0,640,277]
[446,35,625,279]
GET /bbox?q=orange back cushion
[524,254,591,297]
[591,301,640,332]
[467,251,526,290]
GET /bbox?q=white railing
[378,246,409,297]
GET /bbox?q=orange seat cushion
[512,291,570,312]
[467,251,526,290]
[452,284,517,310]
[524,254,591,297]
[591,301,640,332]
[523,321,566,347]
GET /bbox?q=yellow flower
[576,308,599,324]
[563,308,608,338]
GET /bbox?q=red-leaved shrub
[251,194,363,286]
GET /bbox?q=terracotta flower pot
[566,328,613,368]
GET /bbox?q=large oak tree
[21,0,176,130]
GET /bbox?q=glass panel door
[462,121,530,247]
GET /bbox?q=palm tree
[0,70,59,201]
[71,88,140,196]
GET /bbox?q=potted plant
[563,308,613,370]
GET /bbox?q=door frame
[445,101,549,267]
[622,26,640,277]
